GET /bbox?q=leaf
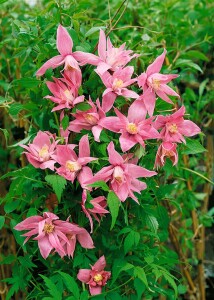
[0,216,5,229]
[58,272,80,299]
[72,102,91,112]
[111,259,134,286]
[45,175,67,202]
[0,128,9,144]
[134,266,148,288]
[124,231,140,254]
[145,215,159,234]
[162,271,178,297]
[40,275,62,300]
[175,59,203,73]
[61,115,70,131]
[9,103,23,116]
[134,278,146,300]
[4,200,20,214]
[183,138,206,155]
[185,50,209,62]
[88,180,109,191]
[12,78,41,88]
[85,26,106,37]
[107,191,120,230]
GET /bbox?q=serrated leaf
[162,271,178,297]
[111,259,134,286]
[0,128,9,144]
[45,175,67,202]
[40,275,62,300]
[134,266,148,287]
[183,138,206,155]
[88,180,109,191]
[0,216,5,229]
[58,272,80,299]
[145,215,159,233]
[9,103,23,116]
[107,191,120,230]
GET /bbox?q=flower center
[93,273,103,283]
[152,78,161,90]
[65,160,81,172]
[84,114,97,125]
[126,123,138,134]
[38,145,49,159]
[168,123,178,134]
[113,78,124,89]
[43,222,55,234]
[113,166,124,184]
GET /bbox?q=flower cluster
[15,24,201,295]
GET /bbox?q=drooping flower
[21,131,57,171]
[97,66,139,112]
[81,190,109,233]
[14,212,94,259]
[68,98,106,142]
[36,25,82,76]
[75,29,138,75]
[86,142,156,203]
[138,49,179,116]
[154,106,201,143]
[53,135,97,189]
[77,255,111,295]
[154,142,178,168]
[99,100,159,152]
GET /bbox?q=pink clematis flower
[53,135,97,189]
[14,212,94,259]
[77,255,111,295]
[100,100,159,152]
[76,29,138,75]
[154,106,201,143]
[154,142,178,169]
[97,66,139,112]
[45,73,84,112]
[81,190,109,233]
[21,131,57,171]
[36,25,82,76]
[86,142,156,203]
[138,49,180,116]
[68,98,106,142]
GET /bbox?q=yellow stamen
[85,114,97,125]
[168,123,178,134]
[38,145,49,159]
[152,78,160,90]
[93,274,103,283]
[43,223,54,234]
[126,123,138,134]
[113,78,124,89]
[65,160,81,172]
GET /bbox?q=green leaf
[162,271,178,297]
[134,278,146,300]
[185,50,209,62]
[85,26,106,37]
[183,138,206,155]
[134,266,148,288]
[175,59,203,73]
[0,128,9,144]
[80,291,89,300]
[40,275,62,300]
[107,191,120,230]
[12,78,41,88]
[88,180,109,191]
[4,200,20,214]
[0,216,5,229]
[111,259,134,286]
[9,103,23,116]
[45,175,67,202]
[72,102,92,112]
[58,272,80,299]
[124,231,140,254]
[61,115,70,131]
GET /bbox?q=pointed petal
[93,255,106,271]
[107,142,124,165]
[102,92,117,113]
[179,120,201,137]
[128,100,147,123]
[126,164,157,178]
[160,84,180,97]
[73,51,100,65]
[57,25,73,55]
[36,56,64,76]
[92,125,103,142]
[98,30,106,60]
[99,116,122,133]
[119,132,137,152]
[79,135,90,158]
[121,89,139,99]
[89,286,102,296]
[77,269,91,283]
[147,49,167,77]
[143,88,157,117]
[156,90,173,104]
[38,237,53,259]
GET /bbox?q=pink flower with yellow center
[96,66,138,112]
[86,142,156,203]
[77,255,111,295]
[154,106,201,143]
[154,142,178,168]
[21,131,58,171]
[137,49,180,116]
[99,100,159,152]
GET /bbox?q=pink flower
[138,49,179,116]
[77,255,111,295]
[97,66,139,112]
[14,212,94,259]
[154,142,178,168]
[76,29,138,75]
[21,131,57,171]
[86,142,156,203]
[154,106,201,143]
[68,98,106,142]
[53,135,97,189]
[45,70,83,111]
[36,25,82,76]
[81,190,109,233]
[100,100,159,152]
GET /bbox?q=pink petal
[73,51,100,66]
[179,120,201,137]
[147,49,167,77]
[78,166,93,189]
[89,286,102,296]
[107,142,124,165]
[92,125,103,142]
[77,230,94,249]
[128,100,147,123]
[36,55,64,76]
[98,30,106,60]
[138,72,147,89]
[102,92,117,113]
[156,90,173,104]
[92,255,106,271]
[119,133,137,152]
[96,62,111,75]
[121,89,139,99]
[126,164,157,178]
[79,134,90,158]
[143,88,157,117]
[99,116,122,133]
[38,237,53,259]
[57,25,73,56]
[160,84,180,97]
[77,269,91,283]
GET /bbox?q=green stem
[53,111,60,136]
